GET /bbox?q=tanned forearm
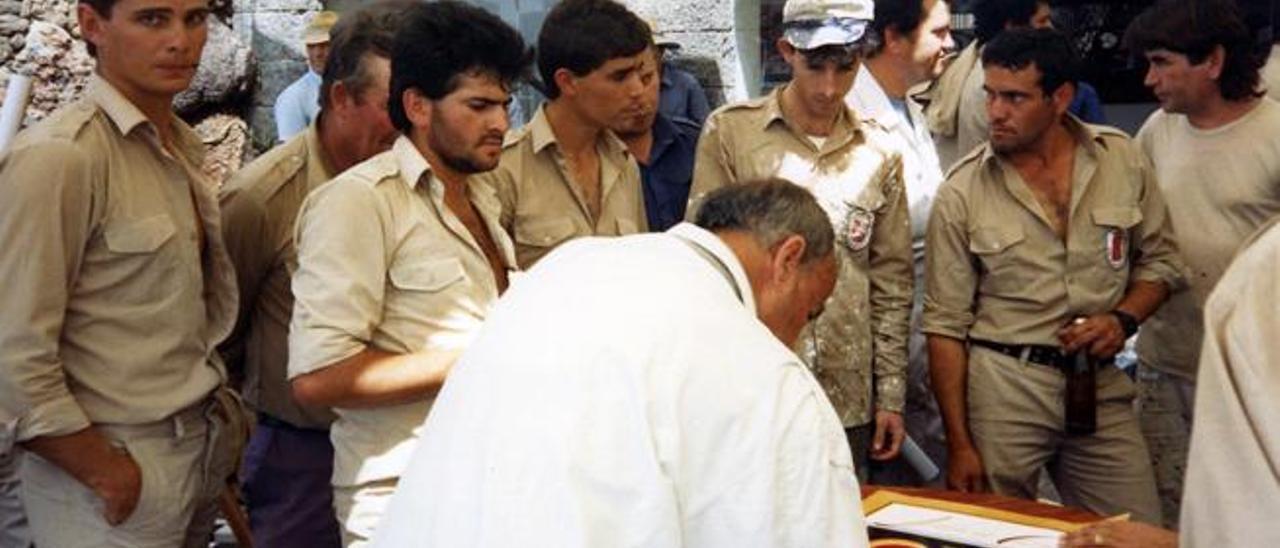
[291,347,461,409]
[928,334,974,451]
[1114,280,1169,322]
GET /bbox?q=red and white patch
[1105,227,1127,269]
[845,207,875,251]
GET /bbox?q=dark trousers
[241,418,341,548]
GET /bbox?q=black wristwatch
[1110,310,1140,338]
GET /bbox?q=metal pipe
[0,74,34,154]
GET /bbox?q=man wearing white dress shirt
[846,0,953,483]
[374,179,868,548]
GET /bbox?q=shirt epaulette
[714,94,770,116]
[225,137,307,204]
[945,143,987,181]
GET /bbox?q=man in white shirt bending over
[374,179,868,548]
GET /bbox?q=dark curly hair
[1123,0,1263,102]
[982,28,1081,96]
[388,0,532,133]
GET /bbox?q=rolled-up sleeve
[287,179,389,379]
[0,141,97,441]
[922,181,978,341]
[867,158,912,413]
[1128,152,1187,292]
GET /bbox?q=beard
[428,110,501,175]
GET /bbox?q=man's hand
[1057,314,1126,359]
[90,446,143,525]
[1058,521,1177,548]
[870,410,906,461]
[946,443,988,493]
[21,428,143,526]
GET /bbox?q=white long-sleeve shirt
[373,223,868,548]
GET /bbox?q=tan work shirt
[1134,100,1280,380]
[919,42,988,171]
[923,117,1186,346]
[0,76,236,441]
[288,136,516,487]
[689,86,913,426]
[476,105,647,269]
[220,123,337,429]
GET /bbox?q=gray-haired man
[377,178,869,548]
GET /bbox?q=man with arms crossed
[219,2,409,545]
[1123,0,1280,528]
[924,29,1182,523]
[376,180,868,548]
[0,0,246,545]
[847,0,953,482]
[477,0,650,269]
[285,2,528,544]
[690,0,913,480]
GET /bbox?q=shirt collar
[88,74,150,136]
[303,121,337,185]
[392,135,432,190]
[87,74,205,164]
[650,112,679,161]
[849,64,899,130]
[529,105,558,154]
[762,84,859,136]
[529,103,631,158]
[667,223,758,314]
[978,113,1106,169]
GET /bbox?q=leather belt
[970,339,1071,369]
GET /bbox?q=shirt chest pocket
[104,214,176,254]
[969,224,1028,288]
[99,214,181,300]
[388,257,467,293]
[514,216,577,249]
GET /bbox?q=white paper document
[866,502,1066,547]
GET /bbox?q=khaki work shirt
[288,136,516,487]
[476,105,647,269]
[220,123,337,429]
[918,42,988,171]
[0,76,236,441]
[689,86,913,426]
[923,118,1186,347]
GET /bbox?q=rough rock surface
[10,20,93,124]
[174,17,255,115]
[193,113,250,187]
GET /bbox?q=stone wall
[626,0,752,107]
[0,0,257,185]
[0,0,757,161]
[230,0,323,148]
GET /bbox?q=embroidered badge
[844,207,875,251]
[1105,227,1127,269]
